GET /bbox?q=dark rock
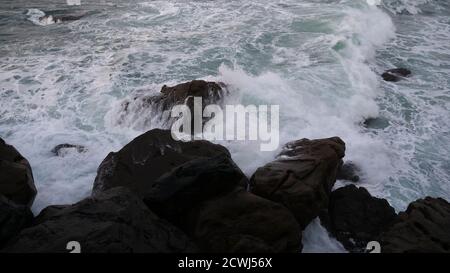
[363,117,390,130]
[250,137,345,228]
[0,195,33,247]
[320,185,396,252]
[382,68,411,82]
[143,154,248,228]
[142,151,300,253]
[188,187,301,253]
[51,143,86,157]
[92,129,230,196]
[2,187,198,253]
[0,137,37,207]
[116,80,227,129]
[336,161,360,182]
[381,197,450,253]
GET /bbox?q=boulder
[51,143,86,157]
[188,187,301,253]
[381,197,450,253]
[92,129,230,196]
[143,154,248,228]
[320,185,396,252]
[0,138,37,207]
[143,152,300,253]
[382,68,411,82]
[116,80,227,129]
[250,137,345,228]
[336,161,360,182]
[2,187,198,253]
[0,195,33,248]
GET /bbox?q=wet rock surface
[2,187,198,253]
[250,137,345,228]
[320,185,396,252]
[381,197,450,253]
[0,137,37,207]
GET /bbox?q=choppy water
[1,0,449,252]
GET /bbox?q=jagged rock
[143,155,248,228]
[0,137,37,207]
[382,68,411,82]
[188,187,301,253]
[115,80,227,129]
[2,187,198,253]
[92,129,230,196]
[381,197,450,253]
[143,152,300,253]
[51,143,86,157]
[250,137,345,228]
[336,161,360,182]
[0,195,33,248]
[320,185,396,252]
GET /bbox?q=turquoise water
[0,0,449,251]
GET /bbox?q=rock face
[2,187,197,253]
[142,152,301,253]
[382,68,411,82]
[0,138,37,207]
[381,197,450,253]
[250,137,345,228]
[143,155,247,227]
[320,185,396,252]
[51,143,86,157]
[190,188,301,253]
[336,161,360,183]
[92,129,230,196]
[0,195,33,247]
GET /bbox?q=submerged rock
[2,187,197,253]
[381,197,450,253]
[336,161,360,182]
[250,137,345,228]
[0,195,33,248]
[92,129,230,196]
[0,138,37,207]
[363,117,390,130]
[382,68,411,82]
[320,185,396,252]
[51,143,86,157]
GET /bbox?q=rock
[2,187,198,253]
[92,129,230,196]
[143,152,300,253]
[51,143,86,157]
[382,68,411,82]
[336,161,360,182]
[381,197,450,253]
[115,80,227,129]
[250,137,345,228]
[188,187,301,253]
[143,154,248,228]
[320,185,396,252]
[0,138,37,207]
[0,195,33,248]
[363,117,390,130]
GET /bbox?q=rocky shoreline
[1,78,450,253]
